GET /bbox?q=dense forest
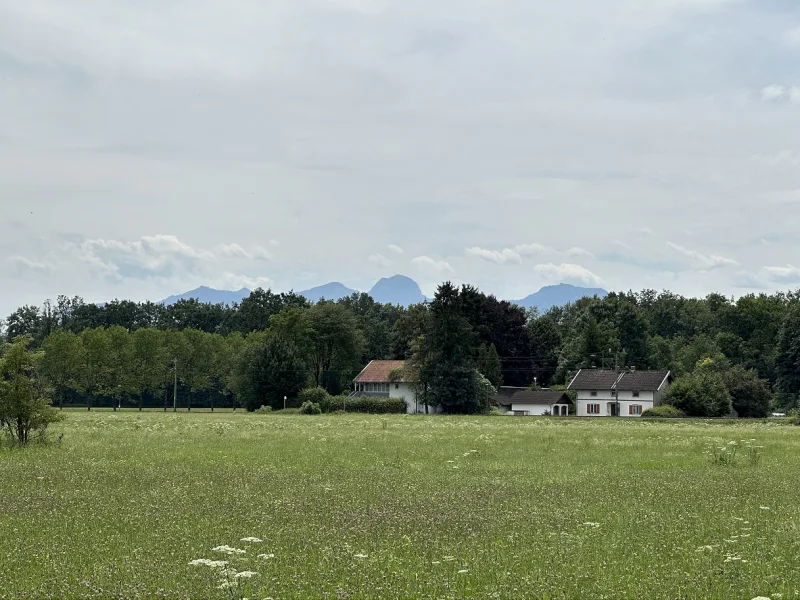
[1,283,799,415]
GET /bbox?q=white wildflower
[695,545,714,552]
[723,554,742,563]
[240,537,263,543]
[760,506,771,511]
[458,569,469,574]
[431,561,441,565]
[750,597,771,600]
[234,571,259,579]
[217,581,236,590]
[257,553,276,559]
[354,553,368,559]
[581,522,601,528]
[212,545,247,555]
[189,558,228,568]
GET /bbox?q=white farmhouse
[352,360,437,414]
[568,369,671,417]
[493,388,572,416]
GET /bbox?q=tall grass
[1,413,798,599]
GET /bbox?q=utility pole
[173,358,178,413]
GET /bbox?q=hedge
[642,405,687,418]
[321,395,407,414]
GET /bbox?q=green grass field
[1,413,799,599]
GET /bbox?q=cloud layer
[2,0,800,312]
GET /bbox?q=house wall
[576,398,653,417]
[390,382,443,414]
[508,403,552,416]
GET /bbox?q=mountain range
[161,277,606,312]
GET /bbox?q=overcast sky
[2,0,800,315]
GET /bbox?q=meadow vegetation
[1,412,799,599]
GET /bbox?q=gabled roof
[567,369,619,391]
[616,370,671,391]
[491,386,527,403]
[354,360,412,383]
[567,368,672,392]
[509,390,571,406]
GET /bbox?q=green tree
[722,365,772,418]
[664,365,731,417]
[308,302,363,393]
[231,332,307,411]
[477,343,503,388]
[130,328,167,411]
[106,326,132,411]
[0,337,62,445]
[79,328,111,411]
[180,329,217,411]
[776,303,800,401]
[40,330,84,409]
[416,283,483,414]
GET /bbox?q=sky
[2,0,800,316]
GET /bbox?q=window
[586,403,600,415]
[395,383,399,389]
[590,390,597,397]
[632,391,640,398]
[629,404,643,416]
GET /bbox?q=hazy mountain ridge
[162,278,607,310]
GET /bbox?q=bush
[299,401,322,415]
[320,396,407,414]
[642,405,686,418]
[256,405,272,414]
[664,370,731,417]
[298,387,330,406]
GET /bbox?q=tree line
[2,284,800,415]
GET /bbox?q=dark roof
[616,370,671,391]
[354,360,412,383]
[567,369,619,391]
[491,386,527,404]
[496,390,571,406]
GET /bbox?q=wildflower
[234,571,259,579]
[760,506,771,511]
[750,597,771,600]
[217,581,236,590]
[188,558,228,568]
[695,546,714,552]
[257,553,276,559]
[354,553,368,559]
[212,545,247,555]
[431,561,441,565]
[723,554,742,563]
[442,556,456,561]
[240,537,263,543]
[581,522,600,528]
[458,569,469,574]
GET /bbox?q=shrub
[298,387,330,406]
[664,370,731,417]
[642,405,687,418]
[299,401,322,415]
[256,405,272,414]
[320,396,407,414]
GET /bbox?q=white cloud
[465,246,522,264]
[533,263,605,287]
[667,243,739,268]
[613,240,632,250]
[786,26,800,47]
[791,87,800,105]
[732,270,768,289]
[218,243,272,260]
[411,256,454,273]
[761,85,786,101]
[216,273,274,290]
[566,247,594,258]
[269,240,280,247]
[514,244,556,256]
[387,244,404,254]
[6,255,51,271]
[368,253,393,267]
[763,264,800,282]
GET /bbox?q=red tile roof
[354,360,412,383]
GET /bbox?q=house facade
[568,369,671,417]
[352,360,437,414]
[492,388,572,416]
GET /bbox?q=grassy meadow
[1,412,799,599]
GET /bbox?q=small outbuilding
[494,389,572,416]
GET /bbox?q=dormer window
[632,391,640,398]
[590,390,597,397]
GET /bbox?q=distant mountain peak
[297,282,358,303]
[369,274,425,306]
[161,286,250,306]
[513,283,607,312]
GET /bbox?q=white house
[492,388,572,416]
[568,369,671,417]
[352,360,438,414]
